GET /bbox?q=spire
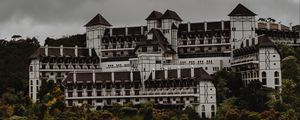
[161,10,182,21]
[228,3,257,16]
[85,13,112,27]
[146,11,163,20]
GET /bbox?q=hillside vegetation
[0,36,300,119]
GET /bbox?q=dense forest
[0,35,300,119]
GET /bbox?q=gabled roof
[146,11,163,20]
[85,14,112,27]
[160,10,182,21]
[258,35,275,48]
[134,29,176,54]
[228,3,256,16]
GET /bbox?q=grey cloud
[0,0,299,44]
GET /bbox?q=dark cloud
[0,0,298,44]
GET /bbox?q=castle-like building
[28,4,299,118]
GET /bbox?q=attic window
[142,47,147,52]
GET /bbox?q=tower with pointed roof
[146,11,163,30]
[85,13,112,60]
[160,10,182,53]
[229,3,257,51]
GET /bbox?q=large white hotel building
[28,4,299,118]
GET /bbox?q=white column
[152,68,155,80]
[177,67,181,79]
[191,66,194,78]
[111,72,114,83]
[204,21,207,31]
[125,26,128,36]
[60,45,63,56]
[164,68,168,79]
[89,48,92,56]
[130,70,133,82]
[45,44,49,56]
[75,45,78,57]
[110,28,113,36]
[92,70,95,83]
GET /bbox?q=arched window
[211,105,215,111]
[252,38,255,45]
[274,71,279,77]
[262,72,267,85]
[202,105,205,111]
[246,39,249,47]
[262,72,266,77]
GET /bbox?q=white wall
[29,59,40,102]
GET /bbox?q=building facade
[29,3,299,118]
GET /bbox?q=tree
[281,56,300,81]
[241,81,274,112]
[213,71,242,102]
[183,107,200,120]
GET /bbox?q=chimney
[45,44,49,56]
[89,48,92,56]
[187,22,191,32]
[164,68,168,79]
[60,45,63,56]
[125,26,128,36]
[75,45,78,57]
[204,21,207,31]
[221,20,224,30]
[191,66,194,78]
[110,28,113,36]
[92,70,95,83]
[177,67,181,79]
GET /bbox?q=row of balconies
[66,97,199,107]
[41,64,100,70]
[66,87,199,98]
[102,44,136,50]
[179,38,230,46]
[232,55,259,65]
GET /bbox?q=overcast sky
[0,0,299,44]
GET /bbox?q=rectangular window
[142,47,147,52]
[78,92,82,97]
[29,66,33,72]
[275,78,279,85]
[262,78,267,85]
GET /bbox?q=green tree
[281,56,300,81]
